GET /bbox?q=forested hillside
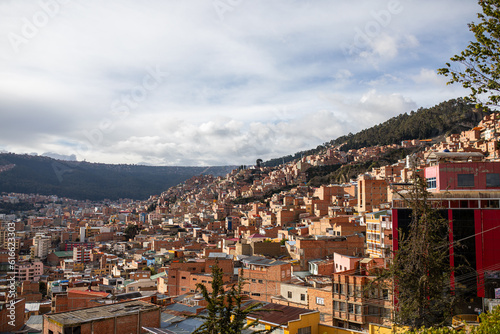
[264,99,491,167]
[0,153,235,200]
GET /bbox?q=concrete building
[365,210,392,258]
[14,261,43,282]
[33,234,51,260]
[73,246,91,263]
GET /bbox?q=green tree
[191,262,278,334]
[438,0,500,107]
[380,175,463,329]
[39,281,47,297]
[409,306,500,333]
[124,224,139,240]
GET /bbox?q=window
[457,174,474,187]
[258,279,263,284]
[382,289,389,300]
[298,326,311,334]
[339,284,344,295]
[355,286,362,297]
[355,305,361,315]
[288,291,292,298]
[251,279,256,283]
[251,292,261,296]
[334,301,339,310]
[181,276,186,280]
[348,303,354,314]
[333,283,339,293]
[64,326,81,334]
[300,293,306,301]
[486,173,500,187]
[348,285,354,296]
[316,297,325,305]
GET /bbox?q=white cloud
[0,0,483,165]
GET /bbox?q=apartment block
[357,175,388,213]
[240,256,292,302]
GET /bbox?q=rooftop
[246,302,317,326]
[44,300,159,326]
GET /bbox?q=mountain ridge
[0,153,236,201]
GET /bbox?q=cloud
[412,68,447,85]
[42,152,77,161]
[0,0,483,166]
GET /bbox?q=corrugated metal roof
[44,300,159,325]
[241,256,287,266]
[25,302,41,312]
[164,303,202,314]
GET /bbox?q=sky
[0,0,481,166]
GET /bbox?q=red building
[392,156,500,312]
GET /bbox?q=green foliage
[39,281,47,297]
[0,201,35,214]
[438,0,500,107]
[408,306,500,333]
[264,99,489,168]
[331,99,490,152]
[474,306,500,333]
[124,224,139,240]
[191,262,278,334]
[142,266,157,275]
[0,153,235,200]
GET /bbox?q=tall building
[33,233,51,260]
[357,175,388,213]
[392,154,500,312]
[73,247,91,263]
[365,210,392,258]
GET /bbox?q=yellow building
[245,302,405,334]
[365,210,392,258]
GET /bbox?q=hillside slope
[264,98,491,167]
[0,153,235,201]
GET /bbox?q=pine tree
[379,175,466,329]
[191,262,278,334]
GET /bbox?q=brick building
[167,258,233,296]
[357,175,388,213]
[331,258,392,331]
[240,256,292,302]
[43,300,160,334]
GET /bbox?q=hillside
[263,98,492,167]
[0,153,235,201]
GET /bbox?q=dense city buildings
[0,113,499,332]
